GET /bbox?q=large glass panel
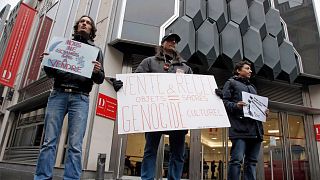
[287,115,310,180]
[162,134,190,179]
[124,133,145,177]
[263,112,285,180]
[201,128,227,180]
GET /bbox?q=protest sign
[242,91,268,122]
[116,73,230,134]
[42,37,99,78]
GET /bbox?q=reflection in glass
[263,112,285,180]
[287,115,310,180]
[162,134,190,179]
[200,128,227,180]
[124,133,145,176]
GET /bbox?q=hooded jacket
[222,76,264,141]
[44,35,105,94]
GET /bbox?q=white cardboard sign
[42,36,99,78]
[116,73,230,134]
[242,91,268,122]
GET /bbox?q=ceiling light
[268,130,279,133]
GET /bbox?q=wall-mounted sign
[315,124,320,142]
[96,93,117,121]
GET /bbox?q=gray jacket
[135,51,193,134]
[134,54,193,74]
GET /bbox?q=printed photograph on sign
[42,36,99,78]
[242,91,268,122]
[116,73,230,134]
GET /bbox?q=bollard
[96,153,106,180]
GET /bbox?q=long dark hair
[73,15,97,41]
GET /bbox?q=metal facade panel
[185,0,206,30]
[243,27,264,73]
[221,21,243,70]
[229,0,250,35]
[248,0,267,40]
[196,19,220,69]
[166,16,196,60]
[207,0,228,32]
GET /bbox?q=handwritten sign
[242,91,268,122]
[116,73,230,134]
[42,36,99,78]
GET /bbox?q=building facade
[0,0,320,179]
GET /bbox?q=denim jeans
[141,131,186,180]
[228,138,261,180]
[34,90,89,180]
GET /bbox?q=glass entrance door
[263,112,311,180]
[287,114,310,180]
[263,112,286,180]
[200,128,228,180]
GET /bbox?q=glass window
[263,112,285,180]
[287,115,311,180]
[200,128,227,180]
[275,0,320,76]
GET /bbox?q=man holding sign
[34,16,104,180]
[220,61,268,180]
[138,34,193,180]
[113,33,193,180]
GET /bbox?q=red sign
[21,15,53,88]
[315,124,320,141]
[0,3,37,88]
[96,93,117,121]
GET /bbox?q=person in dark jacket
[221,60,267,180]
[34,15,105,180]
[112,33,192,180]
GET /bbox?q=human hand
[39,52,49,62]
[265,109,269,117]
[215,89,223,98]
[236,101,246,109]
[110,78,123,92]
[92,61,101,73]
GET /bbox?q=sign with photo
[116,73,230,134]
[42,36,99,78]
[242,91,268,122]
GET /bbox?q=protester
[34,15,105,180]
[112,33,192,180]
[219,60,268,180]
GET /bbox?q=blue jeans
[228,139,261,180]
[141,131,186,180]
[34,90,89,180]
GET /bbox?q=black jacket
[222,76,264,141]
[44,35,105,94]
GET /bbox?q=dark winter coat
[222,76,264,141]
[44,35,105,94]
